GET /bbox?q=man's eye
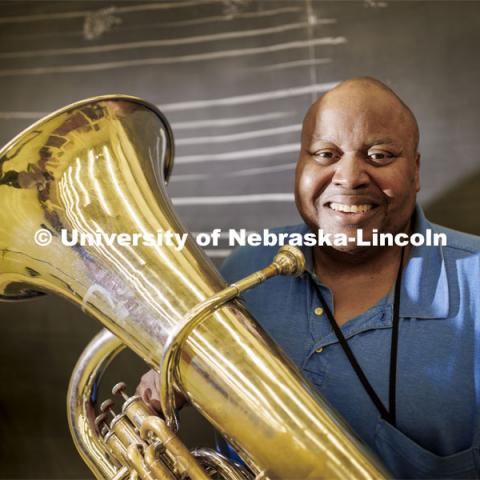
[313,150,340,161]
[367,151,395,163]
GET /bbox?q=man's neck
[313,218,413,279]
[311,223,413,326]
[313,243,409,281]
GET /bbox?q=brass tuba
[0,95,388,479]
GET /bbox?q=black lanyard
[313,247,405,427]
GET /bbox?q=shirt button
[315,347,324,353]
[314,307,324,316]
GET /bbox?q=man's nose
[332,154,369,189]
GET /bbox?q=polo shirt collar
[299,204,449,321]
[399,205,449,319]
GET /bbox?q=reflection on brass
[0,95,389,479]
[192,448,250,480]
[68,329,125,477]
[140,416,208,480]
[159,244,306,432]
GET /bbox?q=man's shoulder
[430,221,480,255]
[427,221,480,283]
[220,224,308,283]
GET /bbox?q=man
[138,77,480,478]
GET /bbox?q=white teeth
[329,202,373,213]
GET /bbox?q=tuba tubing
[67,328,125,478]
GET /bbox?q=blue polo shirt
[220,206,480,479]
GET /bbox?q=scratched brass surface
[0,96,388,479]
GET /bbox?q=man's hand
[136,369,187,414]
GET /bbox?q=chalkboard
[0,1,479,477]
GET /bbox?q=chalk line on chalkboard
[172,112,294,130]
[176,144,300,164]
[172,194,294,206]
[0,21,336,60]
[364,0,388,8]
[0,0,220,25]
[161,83,338,111]
[0,112,295,125]
[2,6,309,41]
[172,164,297,183]
[176,125,301,146]
[0,83,336,119]
[253,58,332,72]
[147,6,310,30]
[0,37,346,77]
[0,112,45,120]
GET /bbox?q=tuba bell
[0,95,389,479]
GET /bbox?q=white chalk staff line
[0,111,295,127]
[172,193,294,206]
[0,21,333,59]
[176,125,301,146]
[0,0,219,24]
[142,7,308,29]
[176,144,300,164]
[252,58,332,72]
[0,38,346,77]
[3,6,308,41]
[161,82,339,112]
[0,83,338,118]
[171,163,297,182]
[0,111,45,120]
[171,112,294,130]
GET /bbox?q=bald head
[304,77,419,154]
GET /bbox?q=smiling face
[295,80,420,252]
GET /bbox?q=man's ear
[415,153,421,192]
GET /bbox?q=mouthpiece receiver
[272,245,305,277]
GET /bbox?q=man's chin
[327,242,372,255]
[317,225,379,251]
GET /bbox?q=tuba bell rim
[0,94,175,183]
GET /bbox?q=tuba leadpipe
[0,95,389,479]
